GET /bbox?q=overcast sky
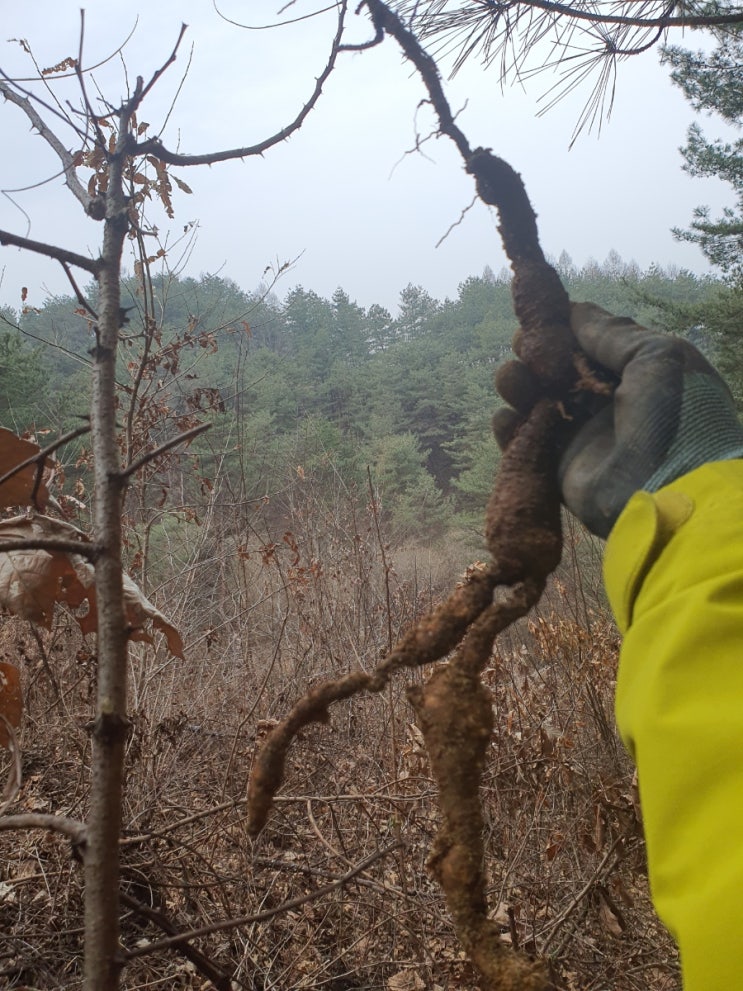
[0,0,736,314]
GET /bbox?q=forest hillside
[2,253,718,546]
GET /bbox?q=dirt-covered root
[408,651,549,991]
[485,399,566,586]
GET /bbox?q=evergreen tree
[369,432,450,540]
[0,311,46,430]
[663,24,743,279]
[395,284,440,342]
[661,20,743,396]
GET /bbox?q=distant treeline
[0,253,721,540]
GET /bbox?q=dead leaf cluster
[0,428,183,753]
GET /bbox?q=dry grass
[0,497,680,990]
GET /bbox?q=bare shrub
[0,496,679,989]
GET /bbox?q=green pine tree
[661,18,743,396]
[663,22,743,279]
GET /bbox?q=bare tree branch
[73,11,108,150]
[62,262,99,318]
[131,2,348,166]
[0,812,87,846]
[122,840,404,960]
[538,834,627,950]
[213,1,340,30]
[0,537,100,559]
[138,22,190,103]
[0,228,101,274]
[0,80,92,212]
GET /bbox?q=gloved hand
[494,302,743,538]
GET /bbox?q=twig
[435,193,478,248]
[139,23,190,103]
[220,611,289,799]
[120,798,246,847]
[0,81,92,211]
[122,840,403,959]
[252,852,410,898]
[366,466,402,781]
[366,467,393,652]
[74,11,108,150]
[539,834,627,952]
[29,624,61,700]
[119,422,212,481]
[119,891,232,990]
[120,791,430,850]
[214,2,340,31]
[306,798,351,865]
[61,262,98,320]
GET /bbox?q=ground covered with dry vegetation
[0,491,680,991]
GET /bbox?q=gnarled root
[408,595,550,991]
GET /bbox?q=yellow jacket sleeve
[604,459,743,991]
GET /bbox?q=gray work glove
[494,302,743,538]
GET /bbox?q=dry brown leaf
[387,970,425,991]
[0,516,81,626]
[0,515,183,657]
[0,662,22,750]
[123,573,184,659]
[0,428,49,510]
[597,890,625,937]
